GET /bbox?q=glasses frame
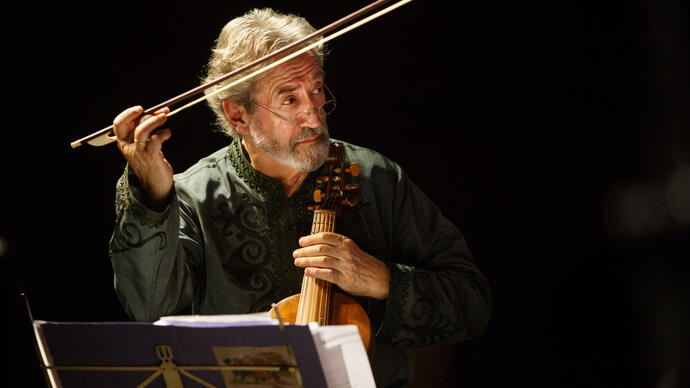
[252,84,337,124]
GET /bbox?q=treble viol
[271,143,372,354]
[69,0,413,149]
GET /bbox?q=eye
[281,96,296,106]
[313,87,323,95]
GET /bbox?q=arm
[377,169,492,347]
[293,149,491,347]
[109,169,202,321]
[108,106,200,321]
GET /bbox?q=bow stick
[70,0,413,149]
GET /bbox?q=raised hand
[113,106,173,211]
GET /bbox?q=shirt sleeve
[376,166,492,347]
[108,166,202,321]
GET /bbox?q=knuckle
[113,119,126,132]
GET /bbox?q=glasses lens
[289,100,337,123]
[321,100,336,115]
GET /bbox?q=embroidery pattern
[114,166,171,228]
[379,263,411,344]
[111,222,168,253]
[111,171,170,253]
[381,265,462,347]
[408,271,461,346]
[219,139,318,309]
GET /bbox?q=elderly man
[109,8,491,387]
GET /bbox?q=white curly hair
[202,8,328,137]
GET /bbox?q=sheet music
[309,323,376,388]
[154,311,277,327]
[153,314,376,387]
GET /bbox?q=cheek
[270,120,301,143]
[253,113,289,140]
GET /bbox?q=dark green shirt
[110,137,491,386]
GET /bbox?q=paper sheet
[309,323,376,388]
[154,311,278,327]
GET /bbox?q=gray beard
[248,122,330,172]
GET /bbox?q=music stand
[27,297,326,388]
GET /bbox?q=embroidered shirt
[110,137,492,386]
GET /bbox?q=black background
[6,1,689,387]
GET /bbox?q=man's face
[247,53,330,172]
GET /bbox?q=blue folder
[33,321,327,388]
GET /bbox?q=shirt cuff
[376,262,413,344]
[115,165,173,228]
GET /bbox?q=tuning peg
[342,193,358,207]
[345,183,360,190]
[313,189,326,203]
[307,205,317,211]
[345,163,360,177]
[316,176,329,183]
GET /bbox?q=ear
[222,99,251,136]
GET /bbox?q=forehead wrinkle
[261,56,323,97]
[277,70,326,95]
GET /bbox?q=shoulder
[174,146,232,181]
[332,139,404,179]
[330,139,410,208]
[171,146,237,199]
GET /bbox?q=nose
[301,107,325,127]
[295,96,325,127]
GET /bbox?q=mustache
[290,124,329,146]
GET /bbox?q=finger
[133,112,168,145]
[293,243,339,259]
[147,128,172,154]
[133,138,148,151]
[141,106,171,124]
[304,267,340,284]
[298,232,345,247]
[294,256,337,269]
[113,106,144,140]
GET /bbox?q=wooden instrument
[271,143,372,353]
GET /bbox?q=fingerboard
[295,209,337,325]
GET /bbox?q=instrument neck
[295,209,336,325]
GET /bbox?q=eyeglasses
[252,84,337,124]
